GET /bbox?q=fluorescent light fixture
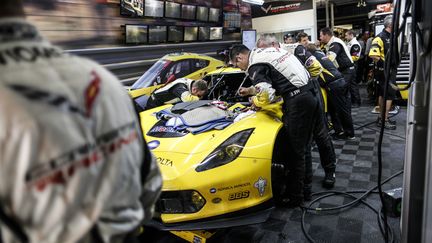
[242,0,264,5]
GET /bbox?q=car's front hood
[140,105,283,180]
[144,117,241,154]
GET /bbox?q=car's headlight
[157,190,206,214]
[195,128,254,172]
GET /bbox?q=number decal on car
[228,190,250,201]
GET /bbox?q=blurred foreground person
[0,1,162,242]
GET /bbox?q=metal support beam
[330,2,334,30]
[312,0,318,40]
[325,0,329,27]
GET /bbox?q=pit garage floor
[146,87,406,243]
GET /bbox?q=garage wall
[252,9,316,41]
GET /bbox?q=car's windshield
[131,59,170,89]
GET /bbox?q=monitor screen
[198,27,210,41]
[145,0,164,17]
[242,30,256,50]
[184,26,198,41]
[165,1,181,18]
[148,25,167,43]
[210,27,223,40]
[182,5,196,20]
[125,25,148,44]
[196,6,208,22]
[168,26,184,42]
[209,8,220,22]
[120,0,144,17]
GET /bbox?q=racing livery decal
[228,190,250,201]
[254,177,267,197]
[84,71,101,117]
[156,157,173,167]
[217,182,251,192]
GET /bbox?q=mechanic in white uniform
[231,44,319,208]
[0,1,162,242]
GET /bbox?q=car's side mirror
[156,76,161,84]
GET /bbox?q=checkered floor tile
[145,87,406,243]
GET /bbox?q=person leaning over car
[256,33,337,194]
[231,44,319,208]
[306,43,355,142]
[0,1,162,242]
[319,27,357,139]
[145,78,208,110]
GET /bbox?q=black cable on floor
[300,170,403,243]
[352,113,398,131]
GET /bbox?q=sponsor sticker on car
[254,177,267,197]
[156,157,173,167]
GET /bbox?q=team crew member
[283,34,295,44]
[0,1,162,242]
[320,28,358,111]
[145,78,208,110]
[259,33,337,191]
[261,33,323,78]
[306,43,355,142]
[345,30,362,62]
[369,15,397,130]
[345,30,362,107]
[230,44,319,207]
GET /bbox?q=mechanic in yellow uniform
[368,15,397,130]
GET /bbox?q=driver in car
[143,78,208,110]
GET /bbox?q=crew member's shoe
[387,119,397,125]
[389,105,400,114]
[377,118,397,130]
[384,120,396,130]
[322,172,336,189]
[331,132,346,140]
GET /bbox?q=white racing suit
[0,18,162,243]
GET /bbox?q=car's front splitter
[146,201,274,231]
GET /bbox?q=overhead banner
[251,0,313,18]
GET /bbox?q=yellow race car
[136,67,329,237]
[137,67,290,235]
[129,53,224,99]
